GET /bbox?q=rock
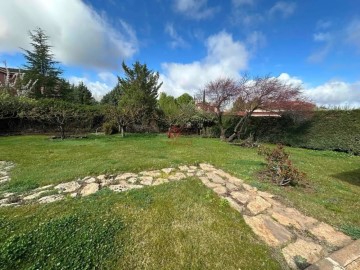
[152,178,169,186]
[0,198,8,204]
[34,185,54,191]
[213,186,227,196]
[227,176,244,186]
[80,183,99,196]
[270,206,318,230]
[127,177,138,184]
[189,166,197,170]
[199,163,215,171]
[214,169,233,179]
[206,172,225,184]
[242,183,257,192]
[97,175,107,181]
[70,193,78,198]
[346,258,360,270]
[258,191,274,199]
[84,177,97,184]
[168,172,186,181]
[23,190,49,200]
[247,196,272,215]
[225,182,238,191]
[116,173,138,181]
[196,170,205,176]
[2,192,15,198]
[200,177,221,189]
[0,176,10,183]
[38,194,64,204]
[187,172,195,177]
[161,168,174,174]
[108,184,130,192]
[282,239,324,269]
[225,197,244,213]
[108,184,142,192]
[231,191,251,205]
[179,165,190,171]
[309,222,352,247]
[141,170,161,177]
[139,176,153,185]
[243,214,293,247]
[55,181,81,193]
[329,239,360,268]
[100,178,115,187]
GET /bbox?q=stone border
[0,162,357,269]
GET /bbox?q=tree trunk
[220,127,226,140]
[228,112,251,142]
[60,124,65,140]
[120,125,125,138]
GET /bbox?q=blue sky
[0,0,359,106]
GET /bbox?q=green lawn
[0,134,359,269]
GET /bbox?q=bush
[258,144,306,186]
[102,121,118,135]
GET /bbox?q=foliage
[258,144,307,186]
[199,77,242,139]
[228,75,309,142]
[101,83,122,105]
[253,109,360,155]
[102,120,118,135]
[22,28,62,98]
[71,82,96,105]
[340,224,360,240]
[176,93,194,105]
[117,61,162,128]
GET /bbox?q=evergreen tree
[73,82,95,105]
[101,83,122,105]
[118,61,162,126]
[22,28,62,98]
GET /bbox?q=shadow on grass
[332,168,360,186]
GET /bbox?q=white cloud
[164,23,188,49]
[68,72,117,101]
[304,81,360,108]
[316,19,332,30]
[160,31,249,97]
[0,0,138,69]
[277,73,360,108]
[269,2,296,18]
[313,32,332,42]
[173,0,219,20]
[246,31,267,51]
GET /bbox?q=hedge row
[253,110,360,155]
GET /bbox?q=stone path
[0,161,358,270]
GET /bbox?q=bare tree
[227,75,304,142]
[199,77,246,140]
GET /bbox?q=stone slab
[225,196,244,213]
[247,196,272,215]
[80,183,99,196]
[309,222,353,247]
[329,239,360,267]
[270,206,318,230]
[55,181,80,193]
[282,239,324,269]
[231,191,251,205]
[243,214,293,247]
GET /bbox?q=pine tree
[118,61,162,125]
[22,28,62,98]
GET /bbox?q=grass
[0,134,359,230]
[0,133,359,269]
[0,180,282,270]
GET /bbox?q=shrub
[258,144,306,186]
[102,121,118,135]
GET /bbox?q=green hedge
[253,110,360,155]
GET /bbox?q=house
[0,66,23,85]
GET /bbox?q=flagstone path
[0,161,358,270]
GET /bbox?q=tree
[158,92,180,126]
[72,82,95,105]
[101,84,122,105]
[22,28,62,98]
[227,75,304,142]
[176,93,194,105]
[199,78,244,140]
[117,61,162,128]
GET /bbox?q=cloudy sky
[0,0,359,106]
